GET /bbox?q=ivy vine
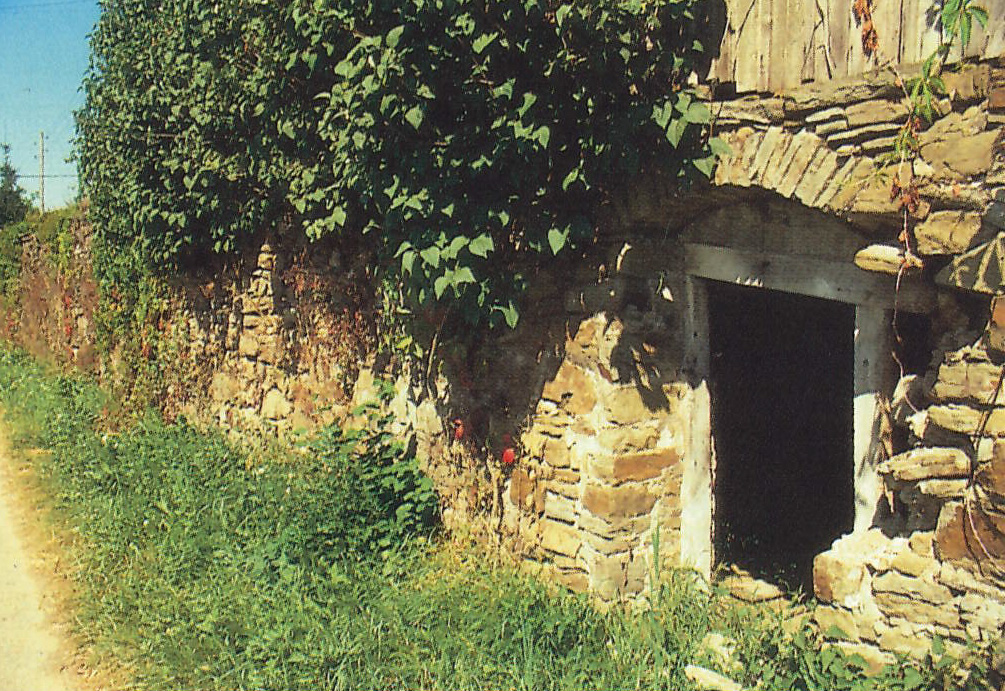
[77,0,726,327]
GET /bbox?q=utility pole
[38,131,45,214]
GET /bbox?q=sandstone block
[543,438,572,468]
[909,531,935,557]
[960,592,1005,630]
[877,622,940,658]
[890,548,937,578]
[936,501,1005,561]
[776,132,821,198]
[590,448,680,485]
[544,491,579,524]
[914,211,984,256]
[749,127,785,181]
[927,404,984,436]
[918,479,968,500]
[876,593,961,629]
[580,530,632,556]
[975,439,1005,495]
[919,123,997,179]
[844,99,909,127]
[814,605,860,640]
[854,244,910,275]
[932,359,1004,403]
[989,87,1005,112]
[826,122,901,147]
[261,388,292,420]
[555,569,589,592]
[829,642,895,674]
[541,362,598,415]
[597,425,660,453]
[589,553,629,601]
[683,665,742,691]
[238,332,260,358]
[603,386,653,425]
[986,296,1005,354]
[794,148,840,206]
[877,447,971,482]
[824,158,874,211]
[582,483,657,519]
[510,468,533,507]
[209,372,241,402]
[813,551,868,606]
[873,571,953,604]
[539,519,581,558]
[907,409,974,447]
[806,106,846,124]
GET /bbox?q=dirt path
[0,435,87,691]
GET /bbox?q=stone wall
[6,53,1005,667]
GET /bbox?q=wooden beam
[853,305,895,533]
[684,243,935,312]
[681,277,713,579]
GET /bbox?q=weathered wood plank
[706,0,1004,94]
[684,243,935,311]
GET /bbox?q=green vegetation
[0,205,81,305]
[0,345,993,691]
[77,0,726,328]
[0,143,31,229]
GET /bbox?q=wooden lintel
[684,244,935,312]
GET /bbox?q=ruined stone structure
[6,2,1005,670]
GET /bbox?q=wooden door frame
[680,243,910,578]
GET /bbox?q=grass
[0,344,993,691]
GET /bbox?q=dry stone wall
[705,59,1005,662]
[9,53,1005,668]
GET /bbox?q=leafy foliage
[0,143,31,229]
[77,0,725,326]
[894,0,989,157]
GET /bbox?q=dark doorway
[708,282,855,592]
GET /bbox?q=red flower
[502,447,516,465]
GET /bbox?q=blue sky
[0,0,100,209]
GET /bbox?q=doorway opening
[708,282,856,591]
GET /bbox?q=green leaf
[556,4,572,27]
[666,119,686,148]
[535,125,550,148]
[434,273,450,299]
[419,246,440,269]
[492,79,515,100]
[400,249,416,274]
[693,155,716,178]
[547,227,568,255]
[386,25,405,49]
[468,234,494,257]
[518,92,538,117]
[472,32,497,54]
[453,266,475,286]
[331,206,347,227]
[495,301,519,328]
[404,106,424,130]
[709,137,733,158]
[684,101,711,125]
[561,168,579,191]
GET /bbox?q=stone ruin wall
[704,59,1005,665]
[6,55,1005,667]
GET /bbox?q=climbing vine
[77,0,726,328]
